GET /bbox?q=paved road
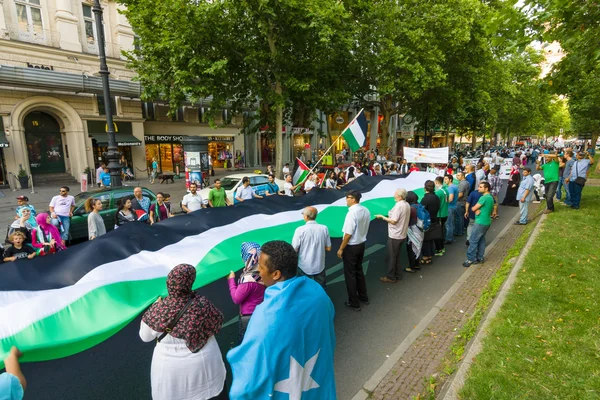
[18,178,520,400]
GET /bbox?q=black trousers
[343,242,368,307]
[386,237,406,280]
[435,216,447,251]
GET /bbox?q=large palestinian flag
[0,173,431,369]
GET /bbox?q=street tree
[120,0,353,174]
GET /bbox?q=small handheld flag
[342,110,367,151]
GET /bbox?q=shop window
[208,141,233,168]
[82,4,97,44]
[16,0,43,34]
[97,96,117,116]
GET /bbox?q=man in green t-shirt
[463,181,497,268]
[434,176,449,256]
[208,179,232,207]
[536,154,559,214]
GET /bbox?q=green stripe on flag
[342,127,362,151]
[0,186,426,365]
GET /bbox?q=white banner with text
[403,147,449,164]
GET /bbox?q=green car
[70,187,156,241]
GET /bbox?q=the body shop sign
[144,135,185,143]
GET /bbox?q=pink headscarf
[35,213,66,250]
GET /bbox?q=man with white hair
[292,206,332,287]
[376,188,411,282]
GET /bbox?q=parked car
[197,173,285,205]
[70,187,156,241]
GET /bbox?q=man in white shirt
[49,186,75,242]
[181,183,204,212]
[337,190,371,311]
[292,206,331,288]
[304,174,317,192]
[282,174,299,197]
[376,188,411,282]
[235,177,263,202]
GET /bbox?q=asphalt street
[18,180,521,400]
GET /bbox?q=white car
[198,173,285,205]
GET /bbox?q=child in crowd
[3,231,36,262]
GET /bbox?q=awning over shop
[87,121,141,146]
[89,133,141,146]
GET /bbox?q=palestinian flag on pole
[292,157,310,185]
[0,173,435,372]
[342,110,368,151]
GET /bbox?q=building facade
[0,0,245,188]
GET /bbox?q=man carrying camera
[564,152,595,210]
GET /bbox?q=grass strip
[412,210,539,400]
[459,187,600,399]
[590,154,600,179]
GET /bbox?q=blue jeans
[446,206,456,242]
[467,223,489,262]
[518,199,530,224]
[564,178,572,205]
[455,203,465,235]
[53,215,70,241]
[556,177,564,200]
[568,181,583,208]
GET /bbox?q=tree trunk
[275,88,283,178]
[379,95,393,153]
[471,129,477,149]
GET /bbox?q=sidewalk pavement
[353,203,542,400]
[0,167,258,235]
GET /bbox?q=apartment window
[16,0,43,33]
[141,102,155,121]
[97,96,117,116]
[171,106,185,122]
[82,4,97,44]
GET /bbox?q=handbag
[157,295,196,343]
[425,221,443,241]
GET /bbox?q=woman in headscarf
[227,242,266,343]
[405,191,424,273]
[31,213,66,255]
[8,207,37,245]
[140,264,226,400]
[500,165,521,207]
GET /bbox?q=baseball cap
[16,196,29,201]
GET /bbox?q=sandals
[404,268,417,273]
[419,258,432,265]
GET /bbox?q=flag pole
[297,108,365,187]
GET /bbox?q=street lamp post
[92,0,122,187]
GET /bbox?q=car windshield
[220,178,240,190]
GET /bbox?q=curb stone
[351,206,529,400]
[439,213,547,400]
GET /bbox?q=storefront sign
[27,62,54,71]
[292,128,313,135]
[207,136,234,142]
[144,135,186,143]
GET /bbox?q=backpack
[411,203,431,232]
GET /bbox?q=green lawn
[459,187,600,399]
[589,154,600,179]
